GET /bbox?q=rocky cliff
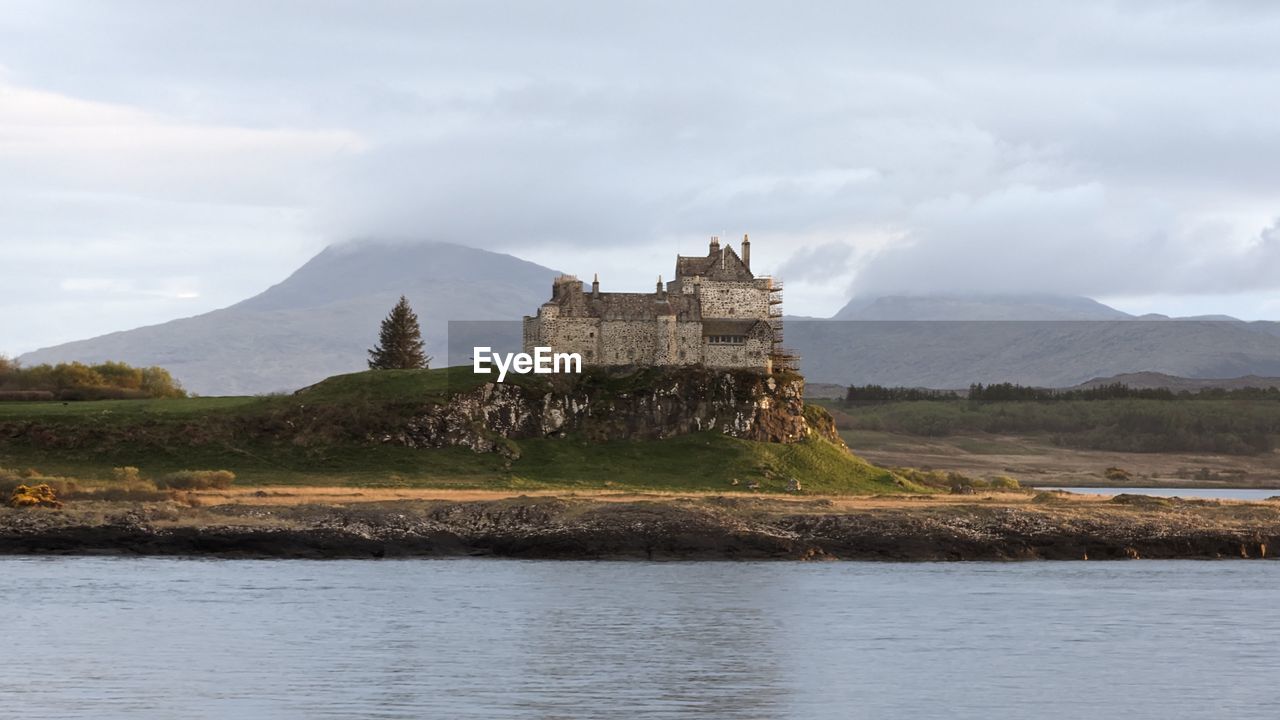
[374,367,837,456]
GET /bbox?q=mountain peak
[832,293,1133,321]
[234,239,559,313]
[20,240,561,395]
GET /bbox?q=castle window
[708,335,746,345]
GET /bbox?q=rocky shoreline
[3,494,1279,561]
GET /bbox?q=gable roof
[675,245,753,281]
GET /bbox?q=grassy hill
[0,367,917,495]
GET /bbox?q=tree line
[845,381,1280,406]
[0,357,185,400]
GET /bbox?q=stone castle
[522,235,792,373]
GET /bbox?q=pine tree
[367,296,431,370]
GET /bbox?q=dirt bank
[3,492,1279,560]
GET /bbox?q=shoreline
[3,492,1279,561]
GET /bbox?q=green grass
[509,432,915,494]
[294,366,497,403]
[0,367,918,495]
[832,397,1280,455]
[0,395,257,418]
[0,427,911,494]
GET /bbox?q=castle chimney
[741,233,751,270]
[656,274,665,298]
[709,235,720,253]
[592,272,600,297]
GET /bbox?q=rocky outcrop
[381,367,837,456]
[3,496,1280,560]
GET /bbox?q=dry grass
[167,484,1268,512]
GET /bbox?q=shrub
[0,360,185,398]
[1031,491,1068,504]
[7,484,63,509]
[988,475,1022,490]
[1104,467,1133,482]
[156,470,235,490]
[112,466,144,483]
[1,469,79,497]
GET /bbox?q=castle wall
[525,316,601,361]
[696,280,771,319]
[677,323,702,365]
[701,337,770,369]
[599,320,660,365]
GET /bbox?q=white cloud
[0,77,365,352]
[4,0,1280,353]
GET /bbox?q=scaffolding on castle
[766,279,799,373]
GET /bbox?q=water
[3,558,1279,719]
[1041,486,1280,500]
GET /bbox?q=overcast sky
[3,1,1280,354]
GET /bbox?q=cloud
[0,76,364,352]
[777,243,857,283]
[5,0,1280,354]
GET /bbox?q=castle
[522,235,792,373]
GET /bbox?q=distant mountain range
[792,294,1280,387]
[833,293,1132,321]
[19,241,1280,393]
[785,318,1280,388]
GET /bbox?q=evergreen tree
[367,296,431,370]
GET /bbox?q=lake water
[1040,486,1280,500]
[3,558,1278,719]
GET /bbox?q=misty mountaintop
[20,241,559,395]
[19,240,1280,394]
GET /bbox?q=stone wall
[598,320,659,364]
[696,279,771,319]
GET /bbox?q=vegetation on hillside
[0,367,915,495]
[845,381,1280,405]
[832,382,1280,455]
[0,355,185,400]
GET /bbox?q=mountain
[19,241,560,395]
[786,318,1280,388]
[833,294,1134,321]
[797,293,1280,387]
